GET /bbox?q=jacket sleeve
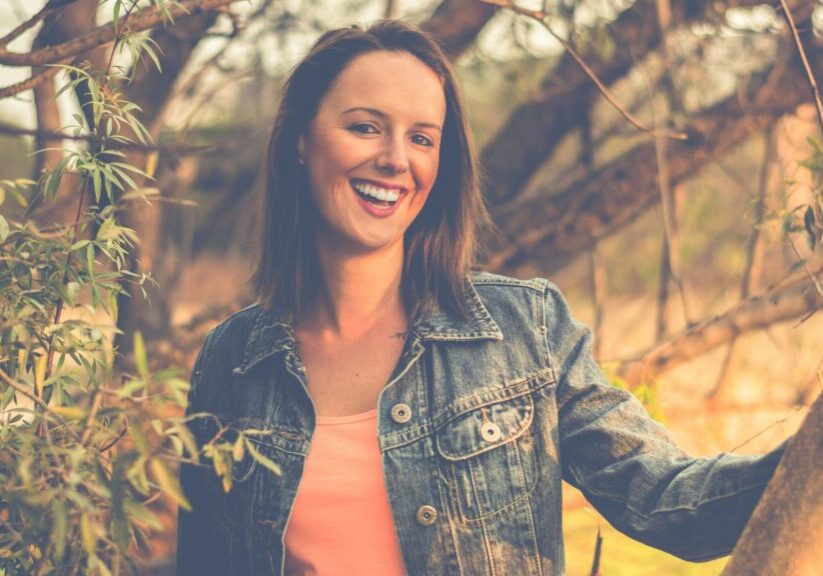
[176,330,232,576]
[545,283,786,561]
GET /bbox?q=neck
[302,239,407,338]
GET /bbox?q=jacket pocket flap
[436,394,534,461]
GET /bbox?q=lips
[349,178,407,218]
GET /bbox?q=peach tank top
[283,408,406,576]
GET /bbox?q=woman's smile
[350,178,407,217]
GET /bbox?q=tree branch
[421,0,498,61]
[483,42,816,276]
[0,61,66,99]
[0,0,238,67]
[479,0,802,206]
[617,272,823,386]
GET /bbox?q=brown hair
[252,19,488,320]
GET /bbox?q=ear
[297,133,306,165]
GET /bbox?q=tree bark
[721,392,823,576]
[420,0,498,61]
[28,0,97,227]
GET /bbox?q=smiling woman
[177,19,787,576]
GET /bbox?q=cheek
[416,155,440,193]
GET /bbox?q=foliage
[0,2,270,574]
[794,136,823,253]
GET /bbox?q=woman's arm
[544,283,787,561]
[176,331,232,576]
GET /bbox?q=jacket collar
[234,276,502,375]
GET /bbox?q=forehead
[318,50,446,123]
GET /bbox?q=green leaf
[113,0,121,31]
[150,458,191,511]
[245,438,281,476]
[133,331,149,379]
[52,498,68,562]
[0,214,9,242]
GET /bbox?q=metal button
[390,403,412,424]
[416,505,438,526]
[480,421,502,442]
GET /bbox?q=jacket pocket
[435,393,537,522]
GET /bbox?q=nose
[375,135,409,175]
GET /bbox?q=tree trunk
[721,392,823,576]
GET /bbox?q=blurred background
[1,0,821,574]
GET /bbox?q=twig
[80,387,103,445]
[0,367,81,441]
[478,0,688,141]
[99,422,128,452]
[0,122,215,153]
[779,0,823,135]
[707,129,773,401]
[788,237,823,298]
[730,409,800,452]
[588,527,603,576]
[0,61,68,99]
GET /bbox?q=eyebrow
[342,106,442,132]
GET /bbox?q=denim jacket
[177,272,784,575]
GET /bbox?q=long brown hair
[252,20,488,321]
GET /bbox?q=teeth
[352,181,401,203]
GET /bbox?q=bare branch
[618,272,823,386]
[0,0,238,67]
[0,61,67,99]
[707,130,773,402]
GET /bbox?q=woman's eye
[349,123,378,134]
[412,134,434,147]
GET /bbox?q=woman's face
[298,50,446,255]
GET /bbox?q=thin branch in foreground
[779,0,823,135]
[0,367,81,442]
[0,122,216,154]
[0,61,67,99]
[477,0,688,142]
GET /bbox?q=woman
[177,20,785,576]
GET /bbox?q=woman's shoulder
[469,271,574,321]
[204,303,264,345]
[470,270,565,299]
[194,303,266,371]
